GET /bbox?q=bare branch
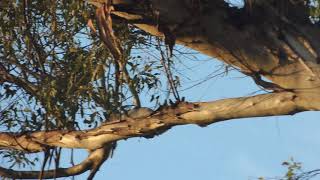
[1,92,319,153]
[0,145,112,179]
[0,63,38,96]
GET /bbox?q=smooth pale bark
[1,0,320,179]
[1,92,319,153]
[111,0,320,91]
[0,145,112,179]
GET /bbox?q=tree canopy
[1,0,320,179]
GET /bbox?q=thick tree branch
[109,0,320,92]
[0,145,112,179]
[1,92,319,153]
[2,1,320,178]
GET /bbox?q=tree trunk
[111,0,320,92]
[1,0,320,179]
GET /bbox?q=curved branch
[0,145,112,179]
[109,0,320,91]
[0,63,38,96]
[1,92,319,153]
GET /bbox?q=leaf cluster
[0,0,162,167]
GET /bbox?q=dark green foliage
[0,0,162,167]
[309,0,320,22]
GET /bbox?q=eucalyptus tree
[1,0,320,179]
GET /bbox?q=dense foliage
[0,0,164,167]
[1,0,320,179]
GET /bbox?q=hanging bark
[1,0,320,179]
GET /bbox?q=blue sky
[2,1,320,179]
[3,31,319,180]
[67,50,320,180]
[50,0,320,178]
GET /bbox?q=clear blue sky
[50,0,320,178]
[3,1,320,179]
[3,31,319,180]
[69,49,320,180]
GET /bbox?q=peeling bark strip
[1,0,320,179]
[94,0,141,107]
[1,92,319,153]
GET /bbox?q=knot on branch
[156,100,199,117]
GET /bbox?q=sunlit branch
[0,145,112,179]
[1,92,319,153]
